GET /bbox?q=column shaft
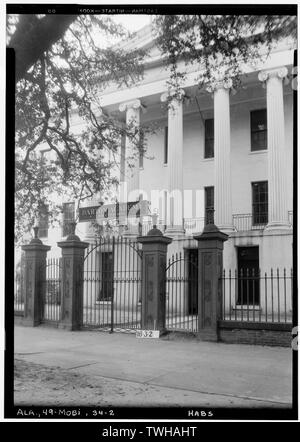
[161,93,185,236]
[264,69,289,228]
[214,85,233,232]
[119,100,141,203]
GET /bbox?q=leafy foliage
[154,15,297,100]
[12,14,148,242]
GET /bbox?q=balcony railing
[183,217,205,235]
[142,218,205,236]
[232,214,267,232]
[101,211,293,236]
[233,212,293,232]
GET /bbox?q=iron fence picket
[82,235,142,333]
[41,258,62,324]
[221,268,293,324]
[165,251,199,333]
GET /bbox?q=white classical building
[39,23,294,277]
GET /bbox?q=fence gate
[41,258,62,324]
[82,236,142,333]
[166,250,199,332]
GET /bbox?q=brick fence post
[194,218,228,341]
[58,223,89,330]
[21,227,51,326]
[137,226,172,332]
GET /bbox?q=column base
[216,224,236,234]
[164,226,186,238]
[82,233,95,243]
[265,222,292,231]
[122,231,139,239]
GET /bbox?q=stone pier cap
[193,223,229,242]
[137,226,172,245]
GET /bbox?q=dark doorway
[188,249,198,314]
[99,251,114,301]
[237,246,260,305]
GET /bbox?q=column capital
[160,88,185,104]
[258,66,288,83]
[119,99,142,113]
[206,77,233,93]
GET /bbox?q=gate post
[194,215,228,341]
[137,226,172,332]
[21,227,51,326]
[58,223,89,330]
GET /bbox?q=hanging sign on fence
[78,205,100,221]
[79,201,150,223]
[136,330,160,339]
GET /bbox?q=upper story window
[252,181,268,225]
[62,202,75,237]
[164,126,168,164]
[38,204,49,238]
[204,118,214,159]
[251,109,267,151]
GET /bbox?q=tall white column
[210,80,234,232]
[119,99,142,202]
[161,91,185,236]
[258,67,290,229]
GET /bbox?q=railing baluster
[271,268,274,323]
[252,268,255,322]
[240,268,244,322]
[265,272,268,323]
[277,268,280,323]
[246,268,249,322]
[284,268,287,323]
[258,269,261,323]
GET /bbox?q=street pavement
[13,325,293,408]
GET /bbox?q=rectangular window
[38,204,49,238]
[251,109,267,151]
[252,181,268,225]
[204,186,214,223]
[164,126,168,164]
[204,118,214,158]
[62,202,75,237]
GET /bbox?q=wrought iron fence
[166,251,198,332]
[82,236,142,332]
[41,258,62,323]
[221,269,293,323]
[14,254,25,315]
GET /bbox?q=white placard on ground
[136,330,160,339]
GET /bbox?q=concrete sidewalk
[13,325,293,408]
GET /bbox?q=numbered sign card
[136,330,160,339]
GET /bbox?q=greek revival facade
[41,25,294,275]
